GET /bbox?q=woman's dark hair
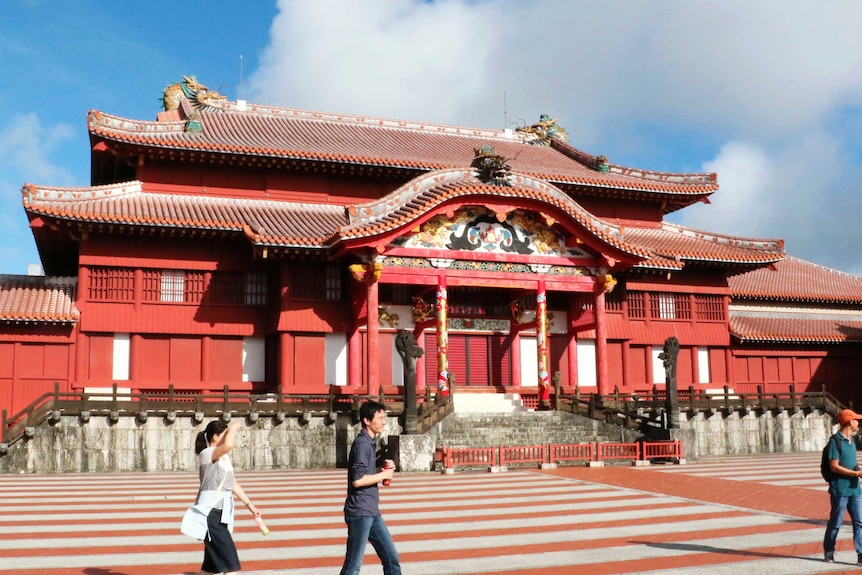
[195,420,228,454]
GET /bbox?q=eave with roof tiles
[622,222,785,269]
[730,313,862,344]
[729,256,862,304]
[0,275,79,324]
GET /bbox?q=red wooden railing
[440,440,682,472]
[500,444,547,467]
[549,442,594,464]
[441,446,498,470]
[641,440,684,461]
[596,441,640,462]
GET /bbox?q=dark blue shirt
[343,429,380,517]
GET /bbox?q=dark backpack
[821,436,843,482]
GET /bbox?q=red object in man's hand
[383,460,394,486]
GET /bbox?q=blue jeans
[824,493,862,554]
[339,514,401,575]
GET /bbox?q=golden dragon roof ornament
[162,76,227,112]
[516,114,569,146]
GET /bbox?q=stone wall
[671,408,837,460]
[0,413,402,474]
[0,407,840,474]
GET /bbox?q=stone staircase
[428,393,642,450]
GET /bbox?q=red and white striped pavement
[1,452,860,575]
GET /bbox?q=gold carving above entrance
[393,207,592,258]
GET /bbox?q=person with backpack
[824,408,862,563]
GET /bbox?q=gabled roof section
[22,181,347,249]
[0,275,79,324]
[729,256,862,304]
[88,100,718,198]
[622,222,785,270]
[338,168,649,261]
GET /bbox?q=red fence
[549,442,594,464]
[596,442,640,462]
[440,440,682,473]
[500,444,547,467]
[440,446,498,470]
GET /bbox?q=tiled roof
[23,175,787,268]
[22,181,347,248]
[87,102,718,196]
[0,275,79,324]
[729,311,862,343]
[729,256,862,303]
[623,222,785,268]
[341,169,650,258]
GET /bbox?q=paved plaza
[2,452,861,574]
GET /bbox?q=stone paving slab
[2,452,861,574]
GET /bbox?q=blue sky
[3,0,862,276]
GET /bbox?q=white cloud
[0,113,74,274]
[247,0,862,273]
[0,113,75,184]
[673,141,774,236]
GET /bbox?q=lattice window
[605,288,623,312]
[649,293,691,320]
[293,264,343,301]
[627,291,645,319]
[88,267,134,301]
[696,295,726,321]
[245,272,269,305]
[325,266,342,301]
[210,272,269,306]
[142,270,205,303]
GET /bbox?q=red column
[279,332,293,392]
[201,336,212,384]
[510,332,522,387]
[567,332,578,389]
[367,277,380,396]
[536,281,551,407]
[348,328,362,389]
[435,274,450,396]
[595,290,609,396]
[75,266,90,386]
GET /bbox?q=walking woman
[194,419,260,575]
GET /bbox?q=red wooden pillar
[348,328,362,389]
[566,333,578,389]
[536,281,551,407]
[621,340,630,390]
[201,336,212,384]
[130,334,143,384]
[725,348,735,387]
[595,290,609,396]
[510,332,522,387]
[279,332,293,392]
[366,274,380,396]
[435,274,450,396]
[75,266,90,385]
[566,296,579,389]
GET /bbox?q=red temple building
[2,76,862,419]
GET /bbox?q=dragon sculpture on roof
[471,145,513,186]
[516,114,569,146]
[162,76,227,112]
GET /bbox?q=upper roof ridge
[659,221,785,251]
[220,100,521,142]
[23,180,143,202]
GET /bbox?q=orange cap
[838,409,862,425]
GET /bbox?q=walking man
[339,400,401,575]
[824,408,862,563]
